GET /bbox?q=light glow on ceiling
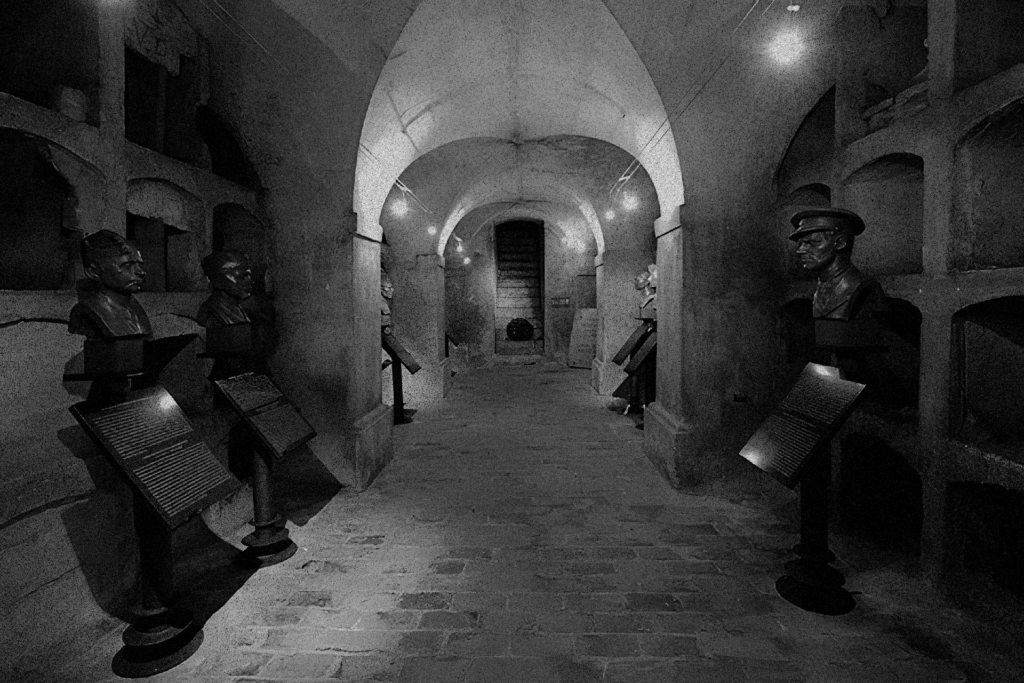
[621,194,639,211]
[769,28,805,66]
[604,210,615,220]
[391,198,410,217]
[427,225,438,235]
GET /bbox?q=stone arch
[355,0,685,240]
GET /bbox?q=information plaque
[70,387,236,528]
[739,363,866,488]
[214,373,317,459]
[381,331,422,374]
[612,321,654,366]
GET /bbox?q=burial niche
[0,129,77,290]
[951,296,1024,450]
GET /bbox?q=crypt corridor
[51,363,1024,682]
[6,0,1024,680]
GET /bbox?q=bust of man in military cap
[634,264,658,312]
[68,230,153,339]
[197,250,253,328]
[790,208,884,321]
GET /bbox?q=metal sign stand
[739,362,866,615]
[382,328,422,425]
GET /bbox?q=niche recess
[126,179,204,292]
[951,297,1024,455]
[196,107,259,187]
[952,99,1024,271]
[0,0,100,124]
[0,130,77,290]
[953,0,1024,93]
[947,483,1024,607]
[837,433,923,559]
[842,153,924,276]
[125,48,207,166]
[776,88,834,189]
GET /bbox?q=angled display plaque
[739,363,865,488]
[70,386,235,529]
[214,372,316,459]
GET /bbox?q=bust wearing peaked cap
[790,208,884,322]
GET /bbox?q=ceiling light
[427,225,437,235]
[456,244,463,253]
[769,29,804,65]
[462,257,471,265]
[604,210,615,220]
[787,4,800,11]
[391,198,409,217]
[621,194,639,211]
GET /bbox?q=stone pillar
[273,209,392,490]
[643,214,695,487]
[97,0,126,235]
[395,253,451,400]
[927,0,957,102]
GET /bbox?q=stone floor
[58,363,1022,682]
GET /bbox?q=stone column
[273,209,392,490]
[643,214,695,487]
[97,0,126,235]
[395,253,451,400]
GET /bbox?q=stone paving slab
[50,363,1023,682]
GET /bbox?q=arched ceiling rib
[355,0,684,236]
[376,137,657,259]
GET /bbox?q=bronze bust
[197,250,253,328]
[633,264,658,313]
[790,208,884,322]
[68,230,153,339]
[380,268,393,329]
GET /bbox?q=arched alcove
[842,153,924,275]
[946,482,1024,608]
[777,87,835,183]
[0,0,100,124]
[953,0,1024,93]
[952,99,1024,271]
[951,296,1024,446]
[196,106,259,188]
[784,183,832,207]
[126,178,205,292]
[0,129,77,290]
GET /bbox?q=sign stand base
[774,443,855,615]
[113,492,203,676]
[237,447,296,569]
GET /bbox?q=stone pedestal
[592,356,627,396]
